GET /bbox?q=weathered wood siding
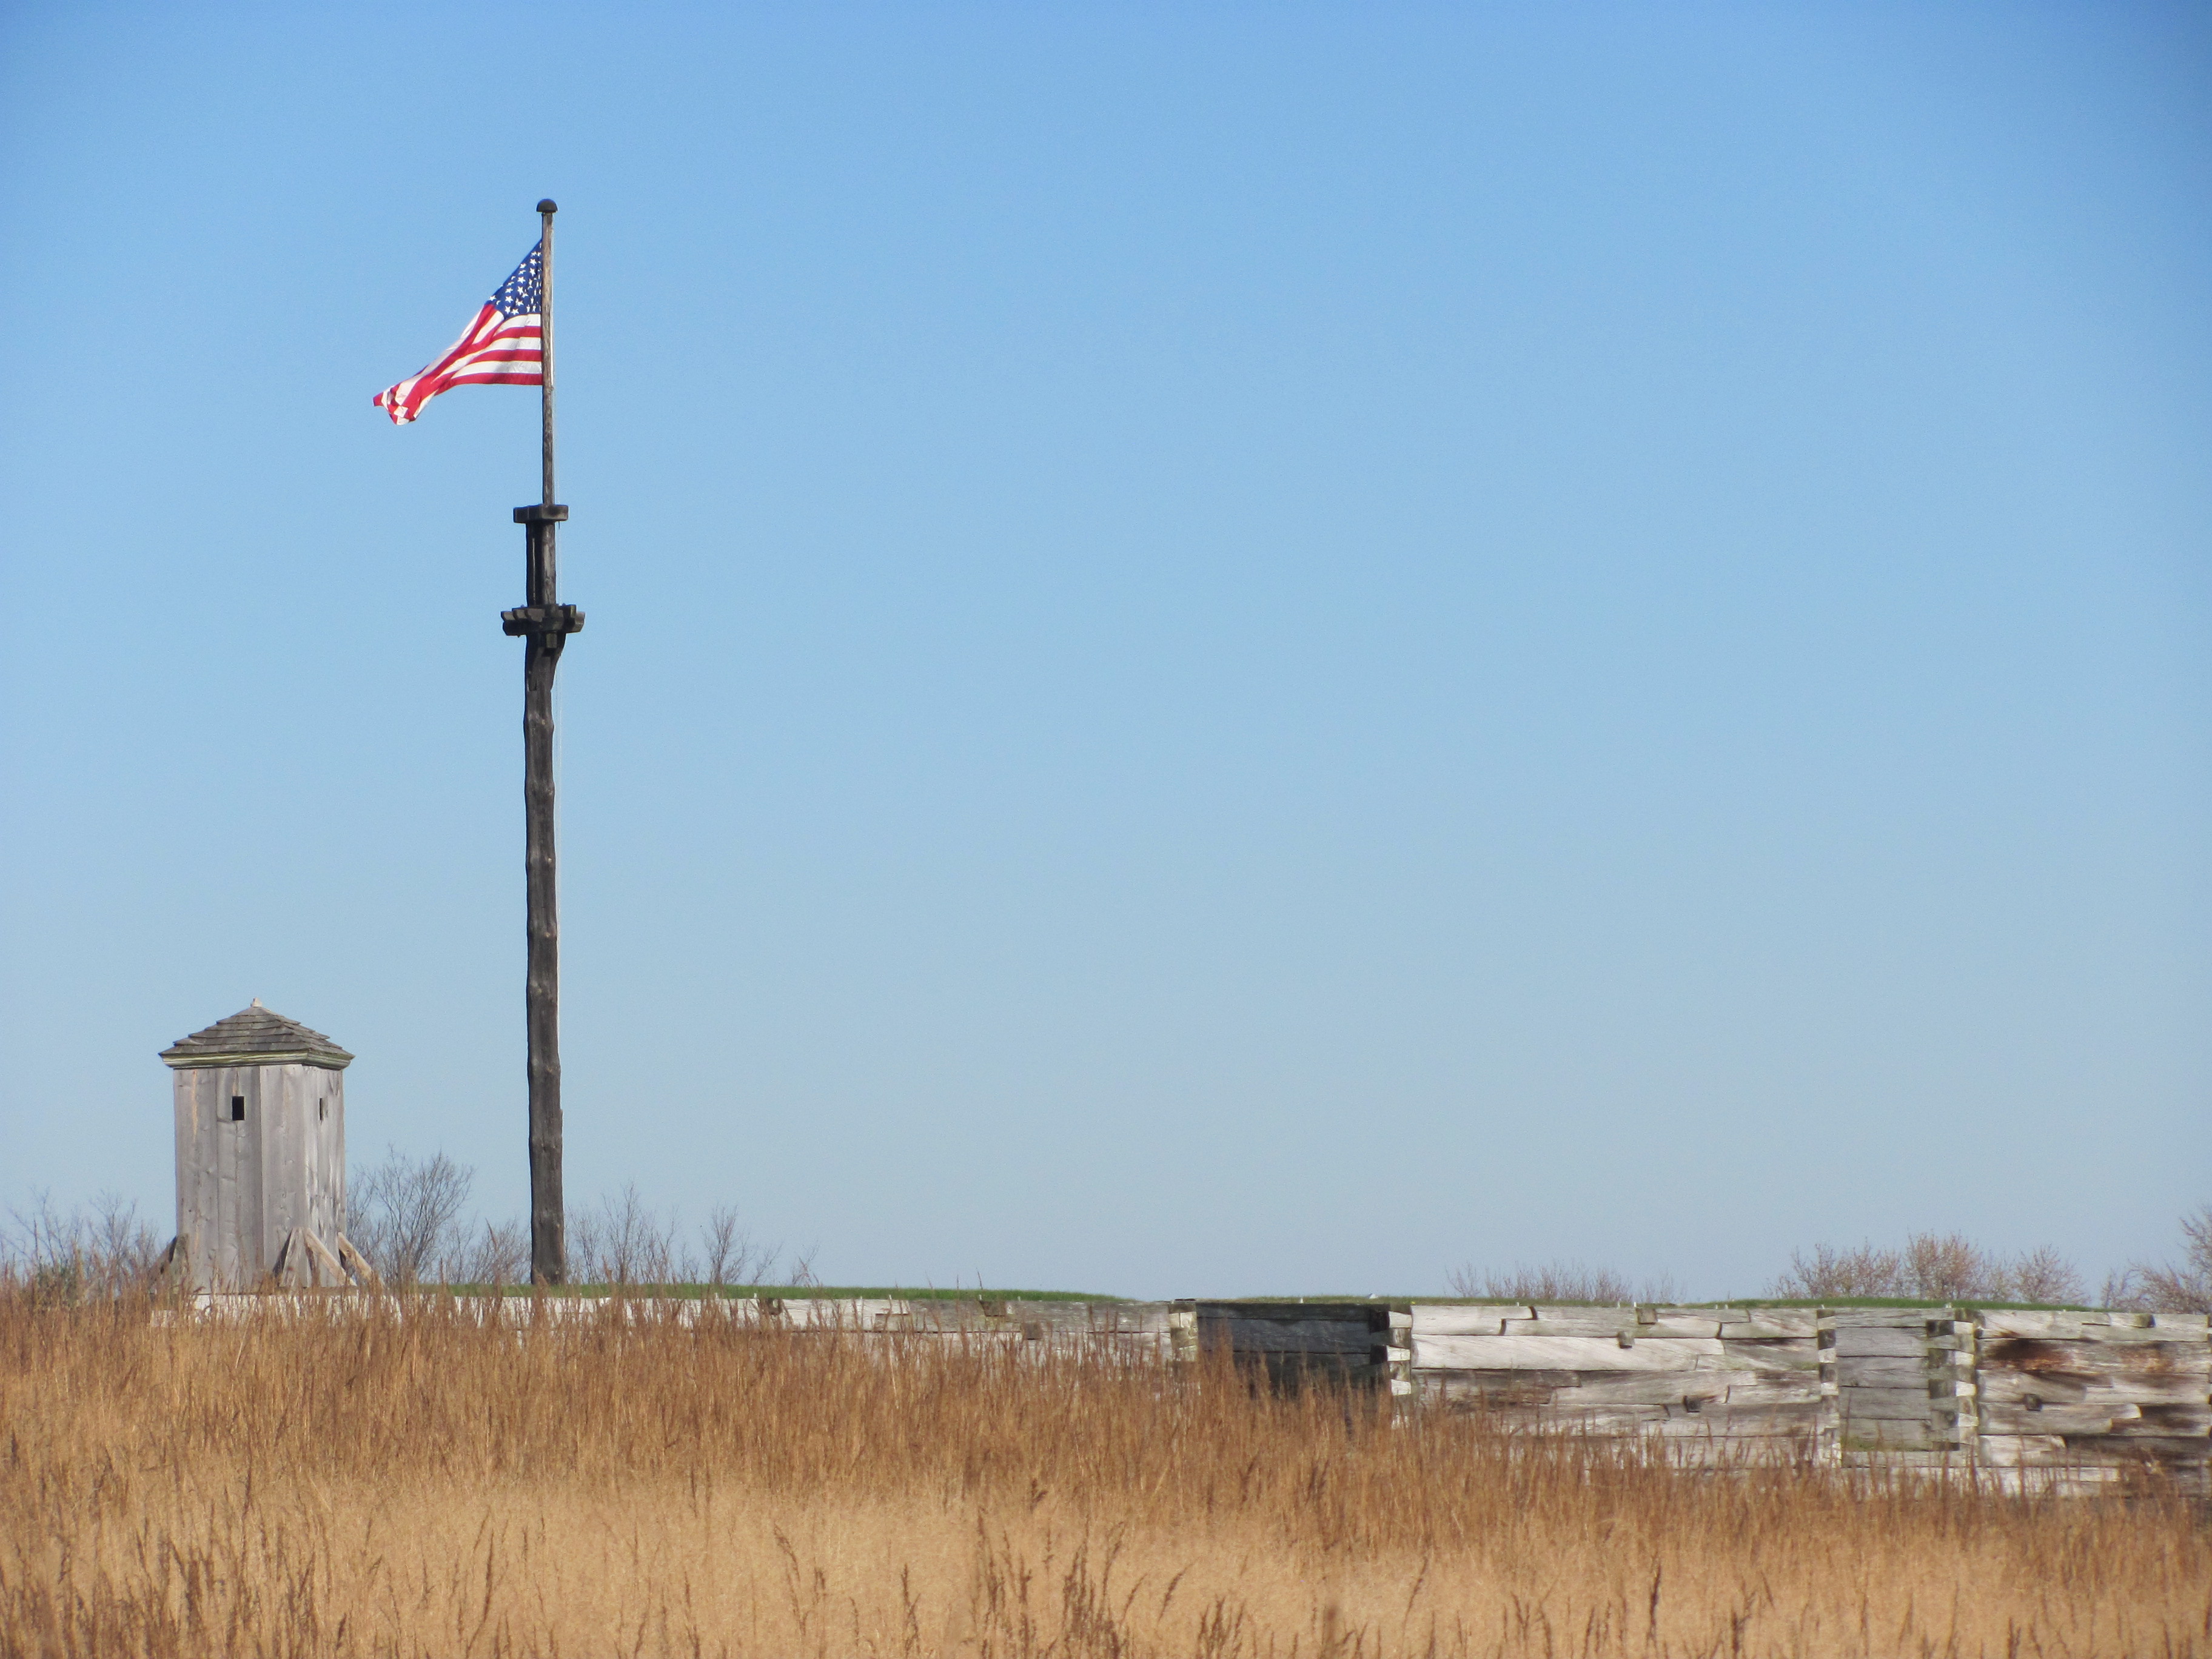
[173,1061,347,1290]
[1193,1301,1396,1392]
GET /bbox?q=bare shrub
[2110,1205,2212,1314]
[785,1244,822,1289]
[1768,1241,1903,1299]
[565,1205,600,1284]
[1,1191,164,1299]
[697,1202,778,1289]
[569,1183,680,1288]
[1768,1232,2085,1303]
[1902,1232,1987,1300]
[565,1191,799,1291]
[2005,1244,2087,1306]
[450,1219,529,1289]
[87,1193,166,1285]
[349,1149,475,1285]
[7,1167,797,1300]
[1447,1261,1678,1304]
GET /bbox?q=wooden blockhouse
[161,1001,374,1290]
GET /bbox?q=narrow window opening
[229,1095,246,1122]
[318,1098,327,1122]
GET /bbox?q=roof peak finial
[250,997,263,1008]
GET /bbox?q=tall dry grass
[1,1290,2206,1657]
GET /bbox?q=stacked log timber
[1824,1308,1974,1458]
[1977,1309,2212,1496]
[1409,1304,1826,1458]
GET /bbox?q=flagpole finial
[538,199,557,215]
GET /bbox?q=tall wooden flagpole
[502,198,583,1285]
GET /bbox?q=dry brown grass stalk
[2,1289,2206,1657]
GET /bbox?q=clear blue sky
[2,4,2205,1296]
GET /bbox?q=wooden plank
[246,1068,269,1279]
[1980,1401,2133,1436]
[174,1070,213,1291]
[1506,1313,1727,1339]
[1411,1305,1530,1335]
[1076,1303,1177,1336]
[1980,1336,2211,1378]
[1544,1378,1820,1415]
[1423,1372,1577,1407]
[1841,1419,1936,1450]
[1414,1333,1726,1373]
[1198,1301,1379,1326]
[335,1235,381,1288]
[300,1066,326,1244]
[1719,1377,1825,1407]
[2105,1404,2212,1437]
[271,1227,303,1289]
[1718,1313,1820,1339]
[1981,1313,2200,1345]
[1689,1353,1814,1378]
[2061,1434,2212,1461]
[256,1068,283,1267]
[1840,1387,1937,1421]
[1419,1367,1584,1389]
[1467,1306,1797,1339]
[191,1068,218,1287]
[330,1071,350,1241]
[1823,1309,1943,1328]
[1964,1318,2168,1344]
[1652,1404,1823,1438]
[213,1067,242,1288]
[303,1068,341,1248]
[1835,1357,1929,1388]
[301,1227,347,1286]
[261,1066,298,1266]
[1979,1370,2206,1408]
[1980,1312,2076,1338]
[1207,1318,1377,1355]
[1977,1433,2210,1469]
[1643,1319,1729,1338]
[1978,1393,2210,1437]
[1831,1328,1927,1358]
[1545,1404,1671,1431]
[1502,1313,1635,1338]
[1712,1338,1822,1370]
[285,1064,309,1249]
[1980,1372,2090,1407]
[1976,1434,2068,1467]
[228,1067,250,1281]
[1450,1402,1670,1432]
[1555,1372,1730,1407]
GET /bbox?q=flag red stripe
[375,301,545,423]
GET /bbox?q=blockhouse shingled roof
[160,1001,354,1070]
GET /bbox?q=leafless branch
[350,1148,475,1286]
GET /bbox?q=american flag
[374,243,544,424]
